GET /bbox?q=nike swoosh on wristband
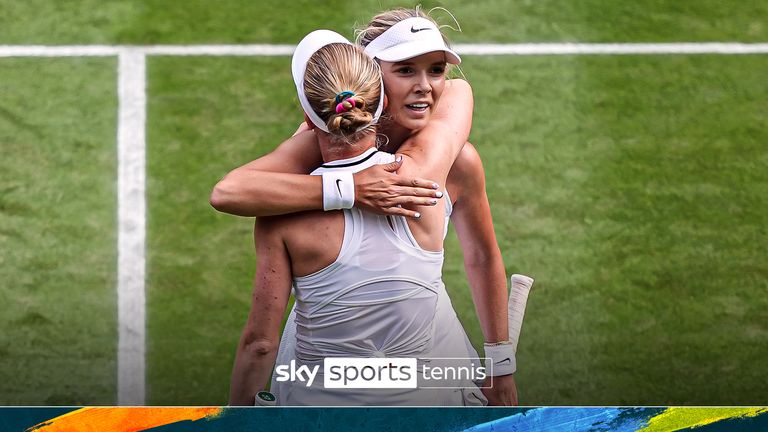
[336,178,343,197]
[495,357,512,365]
[410,26,431,33]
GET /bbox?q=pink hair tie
[335,98,356,114]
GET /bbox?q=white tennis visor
[291,30,351,133]
[363,17,461,64]
[291,29,384,133]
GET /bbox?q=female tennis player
[229,29,488,405]
[217,8,517,405]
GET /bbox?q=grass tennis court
[0,58,118,404]
[1,0,767,406]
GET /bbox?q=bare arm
[358,79,474,215]
[449,143,517,405]
[229,217,293,406]
[396,79,474,176]
[210,130,442,218]
[395,79,475,250]
[211,131,324,217]
[450,144,508,343]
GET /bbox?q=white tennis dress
[271,148,486,406]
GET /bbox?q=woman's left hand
[481,374,518,406]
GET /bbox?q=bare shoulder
[430,78,474,127]
[446,78,472,92]
[451,142,485,178]
[442,78,473,101]
[447,142,486,201]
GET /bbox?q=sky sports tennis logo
[274,358,490,389]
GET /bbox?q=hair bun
[302,44,381,144]
[329,107,373,135]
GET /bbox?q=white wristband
[321,171,355,210]
[484,342,516,376]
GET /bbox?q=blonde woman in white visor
[230,29,487,406]
[216,9,517,406]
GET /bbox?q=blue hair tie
[334,90,356,105]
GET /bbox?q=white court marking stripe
[141,44,294,56]
[454,42,768,55]
[0,45,121,56]
[1,43,768,57]
[117,50,147,406]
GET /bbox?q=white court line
[0,45,122,57]
[1,41,766,406]
[141,44,294,56]
[1,43,768,57]
[454,42,768,55]
[117,50,147,406]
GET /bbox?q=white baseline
[1,42,768,57]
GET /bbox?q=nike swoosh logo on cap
[336,178,343,197]
[410,26,431,33]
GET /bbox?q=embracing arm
[210,130,441,218]
[450,143,517,406]
[211,131,323,217]
[395,79,475,248]
[397,79,474,174]
[211,80,472,218]
[229,217,293,406]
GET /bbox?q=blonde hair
[355,7,461,79]
[355,7,454,49]
[303,43,382,145]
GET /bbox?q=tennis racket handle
[255,391,276,406]
[508,274,534,352]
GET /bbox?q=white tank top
[293,148,445,361]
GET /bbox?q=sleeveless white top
[272,147,485,406]
[293,148,444,361]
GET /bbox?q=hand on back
[354,155,444,219]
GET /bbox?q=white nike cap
[363,17,461,64]
[291,29,385,133]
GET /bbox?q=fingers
[395,176,440,191]
[359,196,435,218]
[385,158,440,190]
[375,186,442,208]
[391,184,443,202]
[356,159,443,217]
[379,206,422,219]
[399,184,443,198]
[481,377,517,406]
[387,196,440,207]
[487,393,515,406]
[374,158,441,192]
[381,155,404,172]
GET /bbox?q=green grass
[452,54,768,404]
[145,56,300,405]
[2,0,768,408]
[0,58,118,405]
[1,0,767,44]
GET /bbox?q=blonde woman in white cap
[229,29,486,406]
[217,8,517,406]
